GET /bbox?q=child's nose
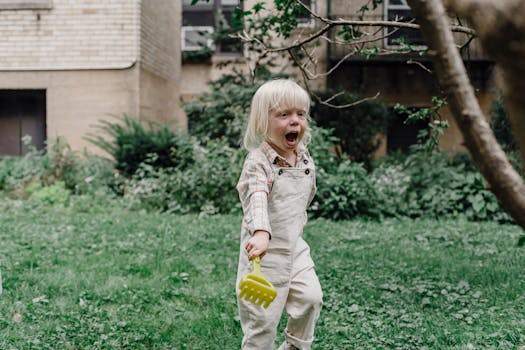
[289,113,300,123]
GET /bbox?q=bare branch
[406,59,433,74]
[315,91,381,109]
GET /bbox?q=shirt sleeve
[236,152,272,236]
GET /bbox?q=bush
[310,160,382,220]
[0,136,86,196]
[310,91,390,166]
[308,123,342,173]
[371,150,511,222]
[123,139,245,214]
[28,181,71,206]
[183,72,294,147]
[183,74,259,147]
[491,92,517,152]
[87,114,195,177]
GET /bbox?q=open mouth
[285,132,298,142]
[285,132,299,146]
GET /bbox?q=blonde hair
[243,79,312,150]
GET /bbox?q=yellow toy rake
[238,256,277,308]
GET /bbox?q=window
[384,0,425,47]
[0,0,52,10]
[0,90,46,156]
[182,0,242,55]
[297,0,315,28]
[387,106,427,154]
[182,26,214,51]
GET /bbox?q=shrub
[310,160,382,220]
[87,114,195,177]
[183,72,293,147]
[183,74,258,147]
[308,123,342,174]
[491,92,517,152]
[0,136,84,196]
[310,91,390,165]
[123,139,245,214]
[370,150,510,222]
[28,181,71,206]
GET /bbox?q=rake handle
[252,256,261,273]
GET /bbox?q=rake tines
[238,257,277,309]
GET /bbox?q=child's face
[267,107,308,155]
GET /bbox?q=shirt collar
[260,141,306,167]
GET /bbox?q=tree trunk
[443,0,525,168]
[406,0,525,230]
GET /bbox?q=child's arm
[237,152,273,259]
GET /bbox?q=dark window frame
[383,0,425,48]
[182,0,242,55]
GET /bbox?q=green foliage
[490,92,517,152]
[182,47,213,63]
[0,146,43,196]
[0,136,87,196]
[123,139,245,214]
[86,114,195,177]
[371,151,510,222]
[311,160,381,220]
[394,96,449,152]
[183,74,259,147]
[310,92,390,165]
[308,123,341,172]
[40,136,81,189]
[28,181,71,206]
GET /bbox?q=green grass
[1,205,524,349]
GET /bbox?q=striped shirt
[236,141,316,236]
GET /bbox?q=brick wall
[139,0,180,80]
[0,0,139,69]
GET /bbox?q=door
[0,90,46,156]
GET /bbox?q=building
[0,0,183,156]
[0,0,495,157]
[180,0,495,156]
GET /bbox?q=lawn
[0,205,524,349]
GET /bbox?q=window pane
[386,9,425,46]
[297,0,313,26]
[183,10,214,26]
[182,27,213,51]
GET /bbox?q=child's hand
[245,230,270,260]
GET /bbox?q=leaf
[13,312,23,323]
[32,295,49,304]
[348,304,359,313]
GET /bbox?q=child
[236,79,323,350]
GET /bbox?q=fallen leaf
[32,295,49,304]
[13,312,22,323]
[348,304,359,313]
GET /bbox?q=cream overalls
[236,151,323,350]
